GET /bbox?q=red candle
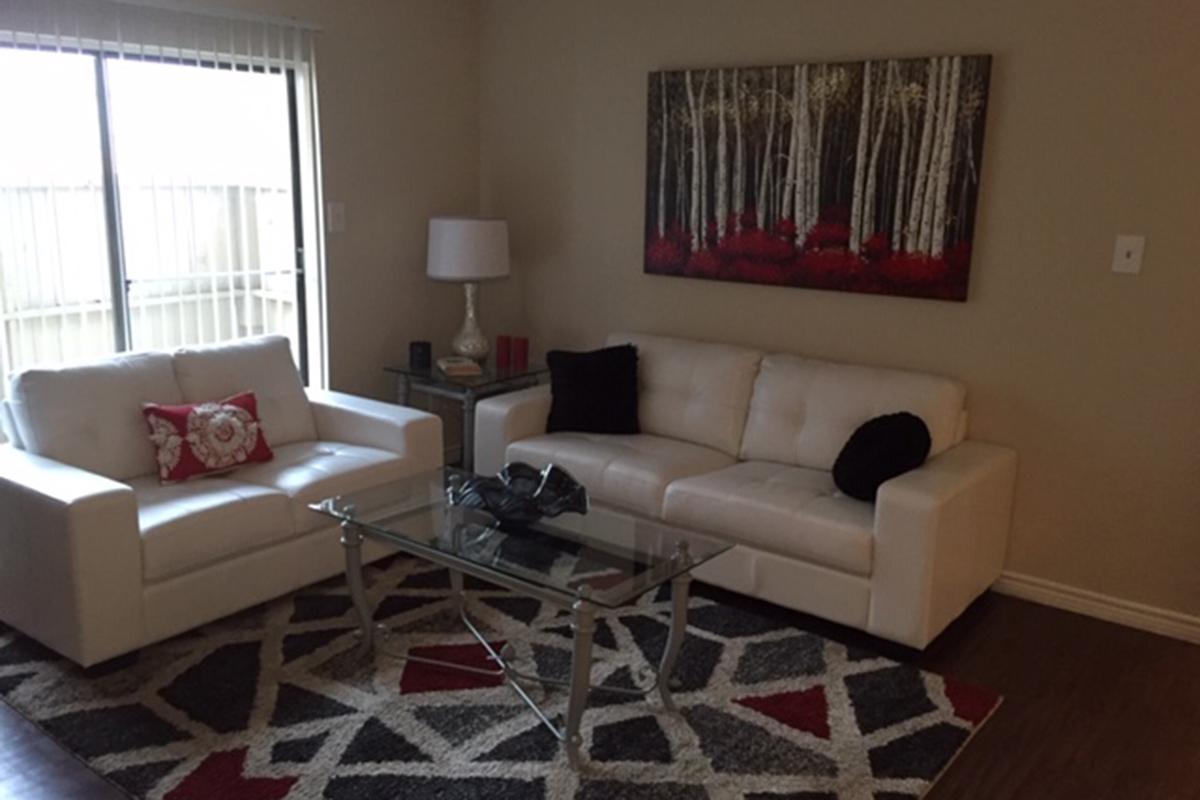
[512,336,529,371]
[495,335,511,369]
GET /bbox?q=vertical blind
[0,0,319,65]
[0,0,326,395]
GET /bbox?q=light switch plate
[1112,234,1144,274]
[326,202,346,234]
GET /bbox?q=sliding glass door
[107,58,302,359]
[0,43,309,387]
[0,47,117,372]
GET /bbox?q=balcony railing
[0,182,299,402]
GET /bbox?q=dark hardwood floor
[716,588,1200,800]
[2,590,1198,799]
[910,594,1200,800]
[0,700,120,799]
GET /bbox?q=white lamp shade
[426,217,510,281]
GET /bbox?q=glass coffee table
[309,467,731,768]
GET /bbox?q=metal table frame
[389,367,548,471]
[338,515,693,770]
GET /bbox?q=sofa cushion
[172,335,317,447]
[8,351,182,480]
[234,440,411,532]
[607,332,762,457]
[739,354,966,471]
[546,345,640,435]
[506,432,735,518]
[663,461,875,576]
[132,476,293,583]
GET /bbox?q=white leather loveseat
[0,336,441,666]
[475,333,1017,649]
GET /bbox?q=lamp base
[452,282,490,361]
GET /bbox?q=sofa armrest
[869,440,1018,648]
[0,446,143,666]
[473,384,552,476]
[306,388,443,471]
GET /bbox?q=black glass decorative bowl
[447,462,588,527]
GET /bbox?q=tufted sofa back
[6,335,314,480]
[607,332,763,457]
[8,350,184,480]
[739,353,967,471]
[172,335,316,447]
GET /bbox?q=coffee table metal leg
[658,572,691,711]
[449,568,464,613]
[462,391,476,471]
[340,521,374,656]
[564,598,596,769]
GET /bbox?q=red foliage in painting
[648,232,970,301]
[773,218,798,241]
[667,222,690,244]
[705,219,720,247]
[715,232,742,258]
[861,233,890,261]
[686,249,722,278]
[801,250,865,283]
[754,230,795,261]
[645,235,687,273]
[727,258,787,285]
[803,222,850,251]
[715,229,792,261]
[947,240,972,270]
[879,253,950,285]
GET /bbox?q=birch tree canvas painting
[644,55,991,301]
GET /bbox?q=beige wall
[478,0,1200,617]
[205,0,523,400]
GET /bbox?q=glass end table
[309,467,732,769]
[384,362,549,470]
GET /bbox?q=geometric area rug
[0,555,1000,800]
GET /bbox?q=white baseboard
[993,571,1200,645]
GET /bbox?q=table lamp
[426,217,510,361]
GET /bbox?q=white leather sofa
[475,332,1017,649]
[0,335,441,667]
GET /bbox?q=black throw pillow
[545,344,640,435]
[833,412,932,502]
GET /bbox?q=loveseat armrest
[306,388,443,471]
[0,446,143,666]
[868,440,1018,648]
[473,384,552,476]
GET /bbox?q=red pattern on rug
[399,640,507,693]
[735,685,831,739]
[0,557,1003,798]
[944,677,1002,725]
[164,749,296,800]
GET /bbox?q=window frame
[0,40,313,381]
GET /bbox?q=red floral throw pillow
[142,391,274,483]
